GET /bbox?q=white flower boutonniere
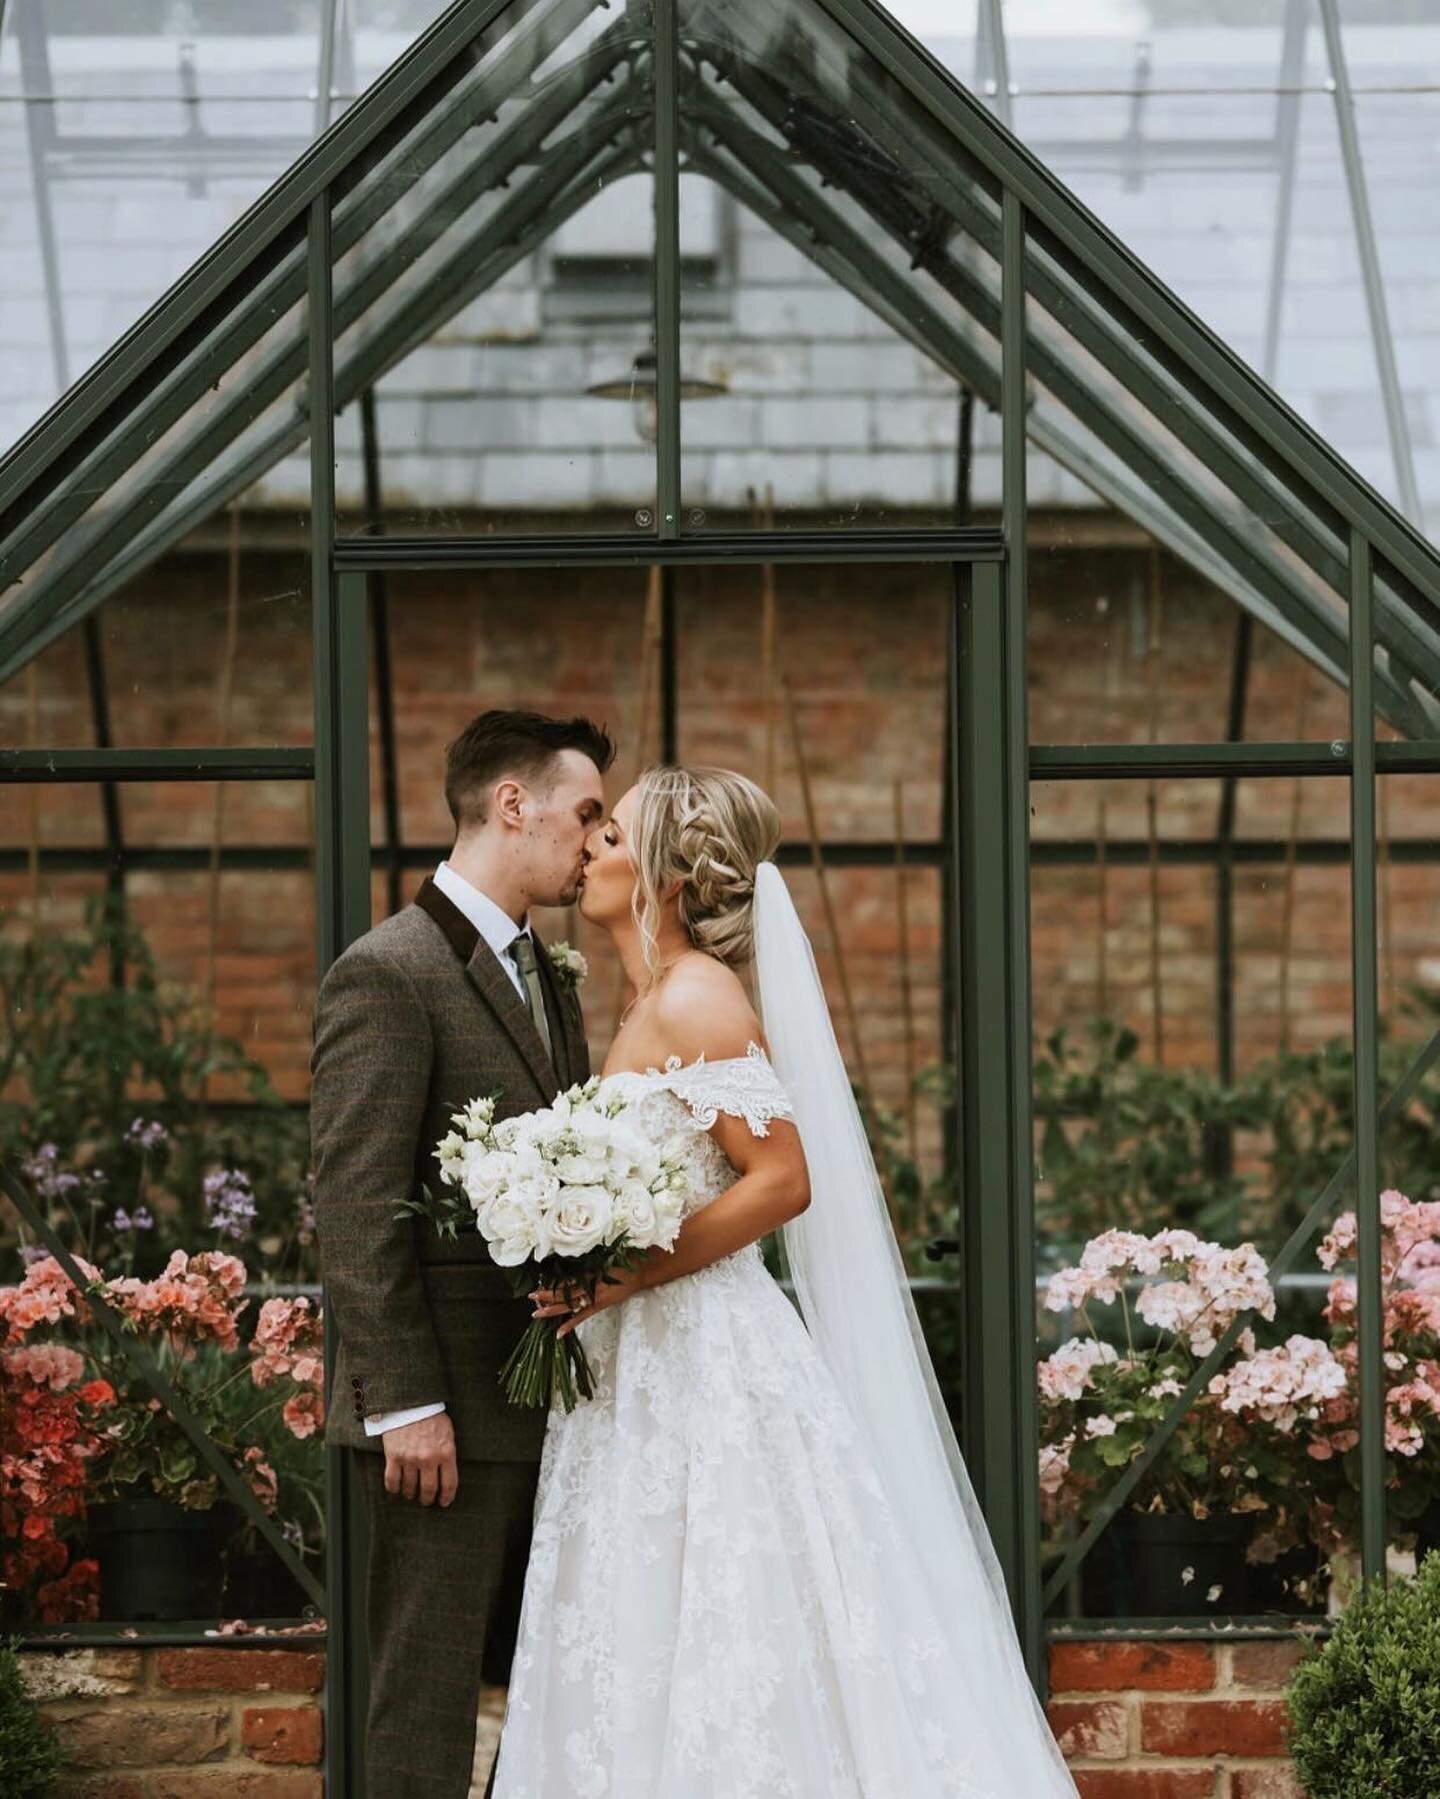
[546,941,588,989]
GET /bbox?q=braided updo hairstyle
[630,765,782,984]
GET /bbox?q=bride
[489,765,1078,1798]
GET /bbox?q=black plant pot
[87,1495,233,1622]
[221,1535,315,1623]
[1080,1510,1323,1619]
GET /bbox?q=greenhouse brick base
[19,1639,1308,1797]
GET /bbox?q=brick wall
[20,1646,326,1799]
[6,533,1433,1137]
[1046,1638,1307,1799]
[19,1638,1307,1796]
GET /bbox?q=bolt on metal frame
[2,0,1440,1781]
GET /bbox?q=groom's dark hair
[445,709,616,829]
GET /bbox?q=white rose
[547,1187,615,1257]
[616,1186,658,1243]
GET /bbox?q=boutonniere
[546,941,588,989]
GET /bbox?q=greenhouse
[3,0,1440,1792]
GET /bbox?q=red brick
[241,1704,324,1766]
[22,1648,145,1700]
[46,1703,230,1768]
[151,1776,323,1799]
[1140,1699,1292,1759]
[1231,1771,1307,1799]
[58,1779,147,1799]
[156,1648,324,1694]
[1050,1641,1217,1694]
[1072,1775,1217,1799]
[1228,1641,1309,1689]
[1046,1698,1130,1760]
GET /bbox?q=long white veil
[753,860,1077,1795]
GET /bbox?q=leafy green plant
[1,892,314,1282]
[1287,1551,1440,1797]
[0,1638,64,1797]
[1033,1020,1265,1254]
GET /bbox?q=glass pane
[1027,441,1353,746]
[0,3,327,445]
[1355,88,1440,546]
[1032,775,1357,1620]
[677,0,998,531]
[1,812,320,1629]
[676,562,948,844]
[0,496,312,748]
[332,0,657,535]
[375,563,651,943]
[0,274,313,668]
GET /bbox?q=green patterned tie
[509,933,553,1061]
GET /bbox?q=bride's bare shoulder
[652,954,762,1066]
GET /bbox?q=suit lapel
[413,877,559,1101]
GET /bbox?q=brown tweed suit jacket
[310,876,590,1460]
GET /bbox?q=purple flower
[18,1241,50,1268]
[126,1117,169,1152]
[23,1144,82,1200]
[113,1206,154,1233]
[204,1168,257,1241]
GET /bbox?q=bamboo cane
[205,507,243,1013]
[1096,792,1109,1020]
[1378,724,1395,1021]
[611,569,666,1035]
[894,778,918,1164]
[26,661,42,929]
[1277,679,1311,1054]
[761,485,778,795]
[781,675,899,1227]
[1145,551,1165,1066]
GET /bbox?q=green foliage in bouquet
[0,892,315,1282]
[1287,1551,1440,1797]
[0,1639,65,1797]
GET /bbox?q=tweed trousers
[357,1450,539,1798]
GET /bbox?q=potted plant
[1286,1548,1440,1796]
[0,1638,64,1796]
[1038,1226,1336,1616]
[1301,1189,1440,1578]
[0,1253,323,1624]
[1,893,316,1288]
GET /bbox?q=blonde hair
[630,765,782,983]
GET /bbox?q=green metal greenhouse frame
[5,0,1440,1789]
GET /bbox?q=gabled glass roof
[2,0,1439,736]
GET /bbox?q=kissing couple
[311,708,1078,1797]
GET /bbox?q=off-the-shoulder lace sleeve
[650,1040,795,1138]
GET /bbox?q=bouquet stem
[500,1321,598,1413]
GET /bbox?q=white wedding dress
[490,1043,1076,1799]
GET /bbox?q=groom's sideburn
[311,877,589,1796]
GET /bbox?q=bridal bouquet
[423,1079,688,1412]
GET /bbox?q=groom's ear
[493,777,527,828]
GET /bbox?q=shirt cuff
[363,1401,447,1437]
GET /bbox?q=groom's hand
[382,1410,459,1507]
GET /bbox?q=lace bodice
[601,1041,795,1222]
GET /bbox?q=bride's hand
[529,1263,652,1336]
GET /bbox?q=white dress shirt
[364,862,532,1439]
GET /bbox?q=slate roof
[0,11,1436,537]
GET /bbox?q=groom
[311,709,615,1798]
